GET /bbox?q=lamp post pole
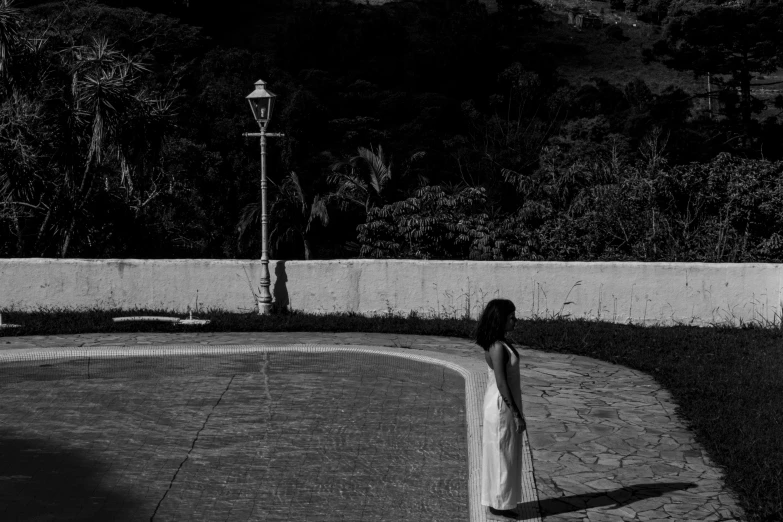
[259,129,269,313]
[243,127,285,314]
[244,79,284,315]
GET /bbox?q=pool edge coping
[0,343,542,522]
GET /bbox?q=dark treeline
[2,0,783,261]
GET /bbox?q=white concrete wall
[1,259,781,326]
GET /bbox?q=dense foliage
[1,0,783,261]
[361,152,783,261]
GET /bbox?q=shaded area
[522,482,696,518]
[0,433,145,520]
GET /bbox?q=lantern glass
[249,97,269,122]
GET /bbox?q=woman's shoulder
[488,340,509,353]
[492,340,518,356]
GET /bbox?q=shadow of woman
[517,482,697,519]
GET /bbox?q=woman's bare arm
[488,342,523,418]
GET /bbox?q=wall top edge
[0,258,782,269]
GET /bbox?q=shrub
[605,24,628,41]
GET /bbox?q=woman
[476,298,526,519]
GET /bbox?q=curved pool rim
[0,343,542,522]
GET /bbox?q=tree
[0,34,176,257]
[647,1,783,143]
[635,0,675,24]
[328,144,399,215]
[0,0,21,80]
[0,91,46,255]
[237,171,330,260]
[496,0,543,25]
[442,63,570,203]
[610,0,626,10]
[0,1,207,258]
[357,183,537,260]
[357,184,485,259]
[48,36,175,257]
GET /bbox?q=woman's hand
[514,414,526,434]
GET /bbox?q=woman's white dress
[481,341,522,510]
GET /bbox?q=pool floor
[0,353,468,521]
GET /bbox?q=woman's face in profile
[505,311,517,332]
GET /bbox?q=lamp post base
[257,258,273,315]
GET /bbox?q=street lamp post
[244,79,285,315]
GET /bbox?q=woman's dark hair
[475,299,516,351]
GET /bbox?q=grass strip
[1,307,780,521]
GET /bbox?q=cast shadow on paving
[0,433,144,518]
[527,481,697,517]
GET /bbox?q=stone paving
[0,332,746,521]
[516,350,744,522]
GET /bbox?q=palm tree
[327,144,395,215]
[50,36,174,257]
[237,171,330,260]
[328,144,426,216]
[0,0,21,79]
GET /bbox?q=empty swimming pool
[0,346,469,521]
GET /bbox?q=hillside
[536,0,704,93]
[540,0,782,114]
[26,0,780,117]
